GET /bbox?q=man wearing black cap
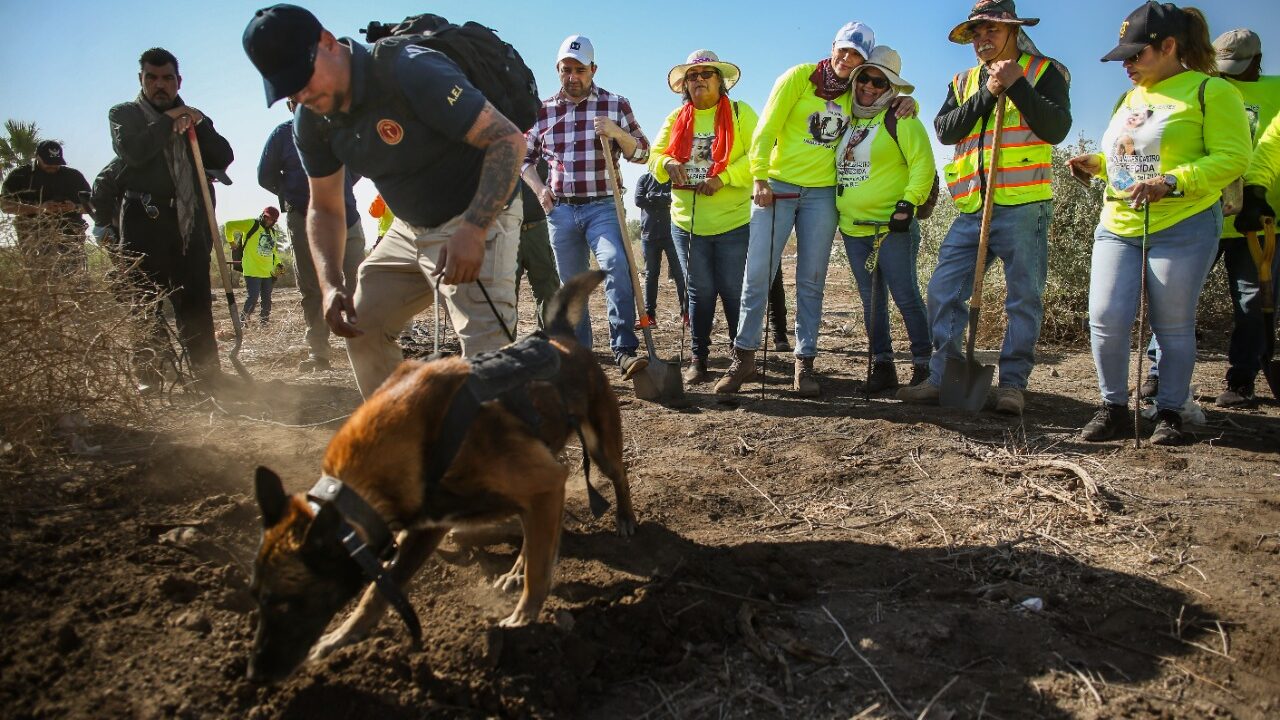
[1,140,92,263]
[108,47,235,392]
[242,5,526,399]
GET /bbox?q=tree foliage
[0,120,44,178]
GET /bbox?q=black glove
[1234,185,1275,234]
[889,200,914,233]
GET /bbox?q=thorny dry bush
[0,221,153,463]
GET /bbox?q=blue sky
[2,0,1275,244]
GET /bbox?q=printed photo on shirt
[807,100,849,147]
[835,122,879,189]
[256,233,274,257]
[685,132,714,184]
[1102,103,1171,193]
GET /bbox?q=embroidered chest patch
[377,119,404,145]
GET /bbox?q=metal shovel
[939,96,1005,412]
[600,136,683,401]
[1246,216,1279,399]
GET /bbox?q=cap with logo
[557,35,594,66]
[833,22,875,62]
[243,4,323,107]
[262,206,281,221]
[1101,2,1187,63]
[35,140,66,166]
[1214,28,1262,76]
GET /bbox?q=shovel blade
[940,356,995,412]
[633,325,685,401]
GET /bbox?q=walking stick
[760,191,801,399]
[186,126,249,380]
[1134,203,1150,448]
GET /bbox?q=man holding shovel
[522,34,652,379]
[897,0,1071,415]
[108,47,234,394]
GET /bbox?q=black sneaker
[773,334,792,353]
[1149,409,1185,446]
[1214,384,1255,408]
[1139,375,1159,400]
[619,354,648,380]
[865,361,899,393]
[1081,403,1129,441]
[908,363,930,387]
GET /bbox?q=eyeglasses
[1125,45,1151,64]
[856,75,890,90]
[685,69,719,82]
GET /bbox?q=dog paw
[493,571,524,593]
[615,511,637,537]
[498,610,534,628]
[308,629,361,662]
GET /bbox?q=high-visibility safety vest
[944,53,1053,213]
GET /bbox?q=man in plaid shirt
[522,34,652,377]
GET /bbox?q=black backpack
[883,111,941,220]
[361,15,539,132]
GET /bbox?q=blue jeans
[547,199,639,360]
[1090,205,1221,412]
[642,231,687,318]
[927,201,1051,389]
[242,275,274,320]
[841,221,931,363]
[734,180,838,357]
[672,222,750,359]
[1145,232,1280,387]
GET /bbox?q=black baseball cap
[1101,1,1188,62]
[243,4,323,107]
[36,140,66,166]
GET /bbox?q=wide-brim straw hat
[667,49,741,93]
[857,46,915,95]
[949,0,1040,44]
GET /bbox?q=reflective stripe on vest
[945,54,1053,212]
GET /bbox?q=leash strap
[477,279,515,343]
[339,524,423,649]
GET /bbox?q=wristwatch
[1161,174,1178,191]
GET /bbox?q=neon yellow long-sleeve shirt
[225,218,281,279]
[1095,72,1251,236]
[650,100,758,236]
[749,64,852,187]
[835,109,936,237]
[1222,75,1280,238]
[1245,111,1280,191]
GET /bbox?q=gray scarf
[135,92,198,251]
[848,66,901,119]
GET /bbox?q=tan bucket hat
[667,49,741,94]
[858,46,914,95]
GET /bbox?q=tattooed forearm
[463,103,523,229]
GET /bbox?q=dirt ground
[2,256,1278,719]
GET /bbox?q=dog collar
[307,473,396,560]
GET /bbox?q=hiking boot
[683,357,710,384]
[619,353,648,380]
[298,355,332,372]
[1214,384,1256,408]
[897,381,940,405]
[992,387,1024,416]
[865,361,899,393]
[714,347,757,394]
[1081,402,1130,442]
[908,363,931,387]
[771,332,792,353]
[793,356,820,398]
[1149,409,1185,446]
[1139,375,1159,400]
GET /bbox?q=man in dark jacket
[109,47,234,392]
[633,171,686,327]
[259,101,365,372]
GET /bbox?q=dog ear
[304,502,342,555]
[255,466,289,528]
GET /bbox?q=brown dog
[247,271,635,683]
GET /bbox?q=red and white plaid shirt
[523,85,650,200]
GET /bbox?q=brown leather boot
[793,356,820,397]
[713,347,757,394]
[683,357,709,384]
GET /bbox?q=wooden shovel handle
[599,135,651,326]
[970,95,1007,311]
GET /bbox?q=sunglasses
[856,75,890,90]
[1125,45,1151,64]
[685,69,719,81]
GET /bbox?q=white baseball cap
[557,34,595,65]
[833,21,875,61]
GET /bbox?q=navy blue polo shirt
[294,40,486,229]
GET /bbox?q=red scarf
[809,58,852,101]
[663,95,734,180]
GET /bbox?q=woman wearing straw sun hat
[835,46,936,396]
[651,50,758,385]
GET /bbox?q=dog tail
[544,270,604,339]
